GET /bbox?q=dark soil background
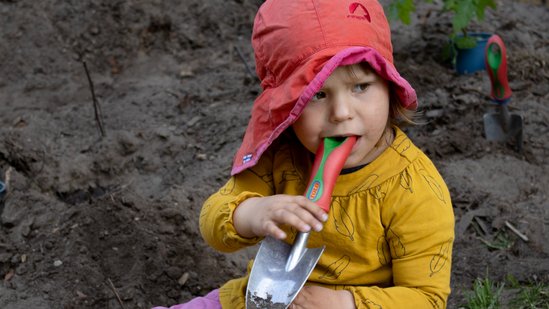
[0,0,547,308]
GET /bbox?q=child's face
[292,63,391,168]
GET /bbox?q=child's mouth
[324,135,359,154]
[326,135,358,142]
[330,136,347,143]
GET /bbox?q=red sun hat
[231,0,417,175]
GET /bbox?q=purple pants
[151,289,221,309]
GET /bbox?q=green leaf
[442,0,459,12]
[398,0,415,24]
[386,0,497,44]
[454,36,478,49]
[452,0,475,34]
[441,41,455,63]
[386,0,415,25]
[476,0,497,20]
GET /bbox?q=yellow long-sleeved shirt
[200,127,454,309]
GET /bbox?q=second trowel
[482,34,523,152]
[246,136,356,309]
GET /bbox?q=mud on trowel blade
[245,136,356,309]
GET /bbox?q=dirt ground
[0,0,547,308]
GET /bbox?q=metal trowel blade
[483,112,523,152]
[483,113,523,142]
[245,236,324,309]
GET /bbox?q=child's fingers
[273,198,323,233]
[264,221,287,240]
[295,196,329,224]
[251,195,328,238]
[286,204,323,232]
[265,205,311,234]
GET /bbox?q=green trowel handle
[485,34,512,104]
[304,136,357,212]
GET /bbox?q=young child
[153,0,454,308]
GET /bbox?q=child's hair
[390,96,419,126]
[345,62,418,127]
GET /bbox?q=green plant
[386,0,496,48]
[463,276,549,308]
[464,277,504,309]
[510,282,549,309]
[387,0,418,25]
[478,229,514,250]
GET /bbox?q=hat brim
[232,46,417,175]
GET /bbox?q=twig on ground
[505,220,529,242]
[234,45,257,80]
[4,167,12,190]
[83,61,106,138]
[473,216,490,235]
[456,208,494,236]
[107,278,127,309]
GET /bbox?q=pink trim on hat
[231,47,416,175]
[291,47,417,121]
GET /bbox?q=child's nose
[329,98,353,123]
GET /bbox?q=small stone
[155,127,171,139]
[187,116,201,127]
[178,272,190,286]
[4,269,14,281]
[53,260,63,267]
[180,67,194,77]
[425,109,444,118]
[166,266,181,279]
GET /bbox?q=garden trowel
[482,34,523,152]
[245,136,356,309]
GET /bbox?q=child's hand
[290,286,355,309]
[233,195,328,239]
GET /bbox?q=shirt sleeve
[199,150,276,253]
[348,159,455,309]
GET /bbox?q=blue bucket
[455,33,492,75]
[0,181,5,199]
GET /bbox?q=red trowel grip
[305,136,356,212]
[485,34,512,102]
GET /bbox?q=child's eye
[353,83,369,93]
[311,91,326,101]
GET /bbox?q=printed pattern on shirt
[349,173,379,194]
[429,238,453,277]
[280,169,302,184]
[331,199,355,241]
[419,169,446,204]
[219,178,236,195]
[249,168,274,189]
[399,169,413,193]
[392,132,411,155]
[371,183,388,201]
[361,298,383,309]
[387,228,406,258]
[377,236,390,266]
[318,254,351,280]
